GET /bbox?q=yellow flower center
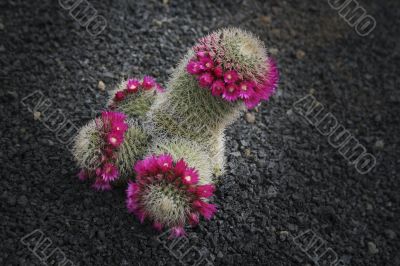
[185,176,191,182]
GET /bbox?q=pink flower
[78,169,88,181]
[238,81,255,99]
[142,76,155,90]
[200,57,214,71]
[102,111,126,124]
[153,221,163,232]
[101,163,119,182]
[196,50,209,59]
[107,132,124,147]
[196,184,215,198]
[174,159,188,177]
[211,80,225,96]
[244,94,260,109]
[157,154,173,172]
[126,79,140,93]
[126,197,139,213]
[182,168,199,185]
[93,178,112,191]
[127,182,139,198]
[223,70,239,84]
[134,160,147,178]
[188,213,199,227]
[198,72,214,87]
[170,226,186,238]
[111,121,128,134]
[114,91,125,101]
[264,58,279,94]
[142,155,159,176]
[213,65,223,78]
[222,83,239,101]
[187,60,203,75]
[194,201,217,220]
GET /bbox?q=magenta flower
[142,76,155,90]
[174,159,188,177]
[213,65,223,78]
[187,60,202,75]
[126,79,140,93]
[93,178,112,191]
[196,50,209,59]
[188,213,199,227]
[182,168,199,185]
[114,91,125,101]
[170,226,186,238]
[196,184,215,198]
[244,94,260,109]
[222,83,240,101]
[211,80,225,96]
[107,132,124,147]
[111,121,128,134]
[194,200,217,220]
[198,72,214,87]
[78,169,88,181]
[238,81,255,99]
[102,111,127,124]
[200,57,214,71]
[101,162,119,182]
[153,221,163,232]
[223,70,239,84]
[157,154,174,172]
[127,182,139,198]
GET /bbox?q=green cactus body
[108,79,157,119]
[73,118,149,182]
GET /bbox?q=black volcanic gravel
[1,0,399,265]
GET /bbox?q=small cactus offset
[126,154,216,237]
[72,28,278,237]
[108,77,164,119]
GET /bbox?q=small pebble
[259,15,271,24]
[245,112,256,123]
[374,140,384,150]
[368,242,379,254]
[296,50,306,59]
[269,48,279,55]
[33,111,41,120]
[98,80,106,91]
[18,195,28,206]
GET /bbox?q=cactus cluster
[72,28,278,237]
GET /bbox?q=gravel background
[1,0,399,265]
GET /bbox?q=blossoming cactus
[126,153,216,237]
[72,27,278,237]
[147,28,278,175]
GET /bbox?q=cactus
[146,28,278,175]
[73,112,149,189]
[73,28,278,237]
[126,154,216,238]
[107,77,163,120]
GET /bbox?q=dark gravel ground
[1,0,399,265]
